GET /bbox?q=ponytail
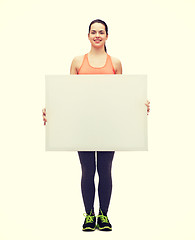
[104,44,107,53]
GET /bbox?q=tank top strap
[82,53,88,64]
[107,54,115,73]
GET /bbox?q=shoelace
[97,214,109,223]
[83,213,95,223]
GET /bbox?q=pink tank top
[78,53,115,74]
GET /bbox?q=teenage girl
[42,19,150,232]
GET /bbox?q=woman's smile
[94,39,101,43]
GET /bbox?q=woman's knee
[78,151,96,178]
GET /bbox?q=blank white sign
[45,75,148,151]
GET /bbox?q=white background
[0,0,195,239]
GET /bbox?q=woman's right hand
[42,108,47,125]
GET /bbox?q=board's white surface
[45,75,147,151]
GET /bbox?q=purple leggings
[78,151,115,214]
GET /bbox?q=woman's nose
[96,32,100,37]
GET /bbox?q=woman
[42,19,150,231]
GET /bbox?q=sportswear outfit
[78,53,115,231]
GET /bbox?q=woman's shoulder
[74,55,85,66]
[72,55,85,64]
[110,55,122,64]
[110,55,122,74]
[70,55,85,73]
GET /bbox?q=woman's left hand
[145,100,150,115]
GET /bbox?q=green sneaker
[82,209,96,231]
[96,209,112,231]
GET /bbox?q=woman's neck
[89,46,107,56]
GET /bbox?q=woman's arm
[115,59,122,74]
[111,57,122,74]
[70,57,78,74]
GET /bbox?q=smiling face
[88,22,108,49]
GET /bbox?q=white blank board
[45,75,148,151]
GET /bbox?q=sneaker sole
[82,227,96,231]
[96,224,112,231]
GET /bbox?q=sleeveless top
[78,53,115,74]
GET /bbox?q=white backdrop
[0,0,195,240]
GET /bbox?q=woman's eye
[91,32,104,34]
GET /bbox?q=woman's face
[88,22,108,49]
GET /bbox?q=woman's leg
[97,151,115,215]
[78,151,96,214]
